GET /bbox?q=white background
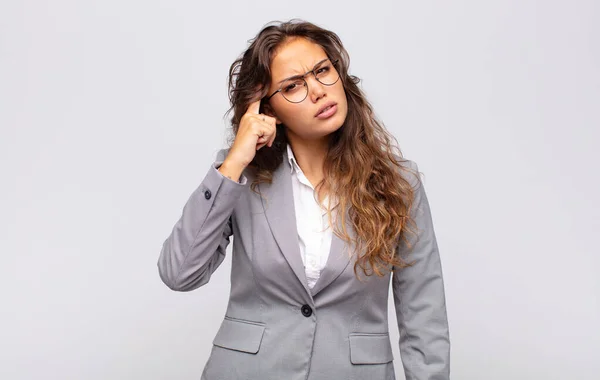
[1,1,598,379]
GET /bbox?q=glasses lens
[315,60,340,86]
[278,60,340,103]
[280,78,308,103]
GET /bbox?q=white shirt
[286,144,334,289]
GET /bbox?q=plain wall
[1,1,598,379]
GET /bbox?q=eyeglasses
[265,58,340,103]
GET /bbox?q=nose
[306,74,326,103]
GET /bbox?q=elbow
[157,239,224,292]
[156,258,193,292]
[157,262,185,291]
[157,260,210,292]
[156,239,195,291]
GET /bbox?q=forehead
[270,38,328,77]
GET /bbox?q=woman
[158,19,450,380]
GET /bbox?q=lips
[315,101,337,117]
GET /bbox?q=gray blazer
[157,148,450,380]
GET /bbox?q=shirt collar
[286,143,336,208]
[286,143,301,175]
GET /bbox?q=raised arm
[157,149,247,291]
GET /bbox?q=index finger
[246,99,262,115]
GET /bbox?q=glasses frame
[265,58,341,103]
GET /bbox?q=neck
[286,134,330,187]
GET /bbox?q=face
[264,37,348,142]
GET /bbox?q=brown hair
[225,19,421,278]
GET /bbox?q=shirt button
[301,304,313,317]
[204,189,212,200]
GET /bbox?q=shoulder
[391,153,422,190]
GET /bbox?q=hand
[219,98,277,180]
[225,98,277,168]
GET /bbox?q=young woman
[158,19,450,380]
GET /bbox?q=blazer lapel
[309,212,353,297]
[258,149,355,298]
[258,152,311,296]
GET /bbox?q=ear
[262,102,283,125]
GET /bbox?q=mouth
[315,102,338,118]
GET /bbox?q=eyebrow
[276,58,330,85]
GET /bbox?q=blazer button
[301,304,313,317]
[204,189,212,200]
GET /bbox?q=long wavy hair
[225,19,421,279]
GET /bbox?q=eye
[283,83,297,92]
[282,79,304,93]
[316,65,330,74]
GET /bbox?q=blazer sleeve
[392,159,450,380]
[157,148,248,291]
